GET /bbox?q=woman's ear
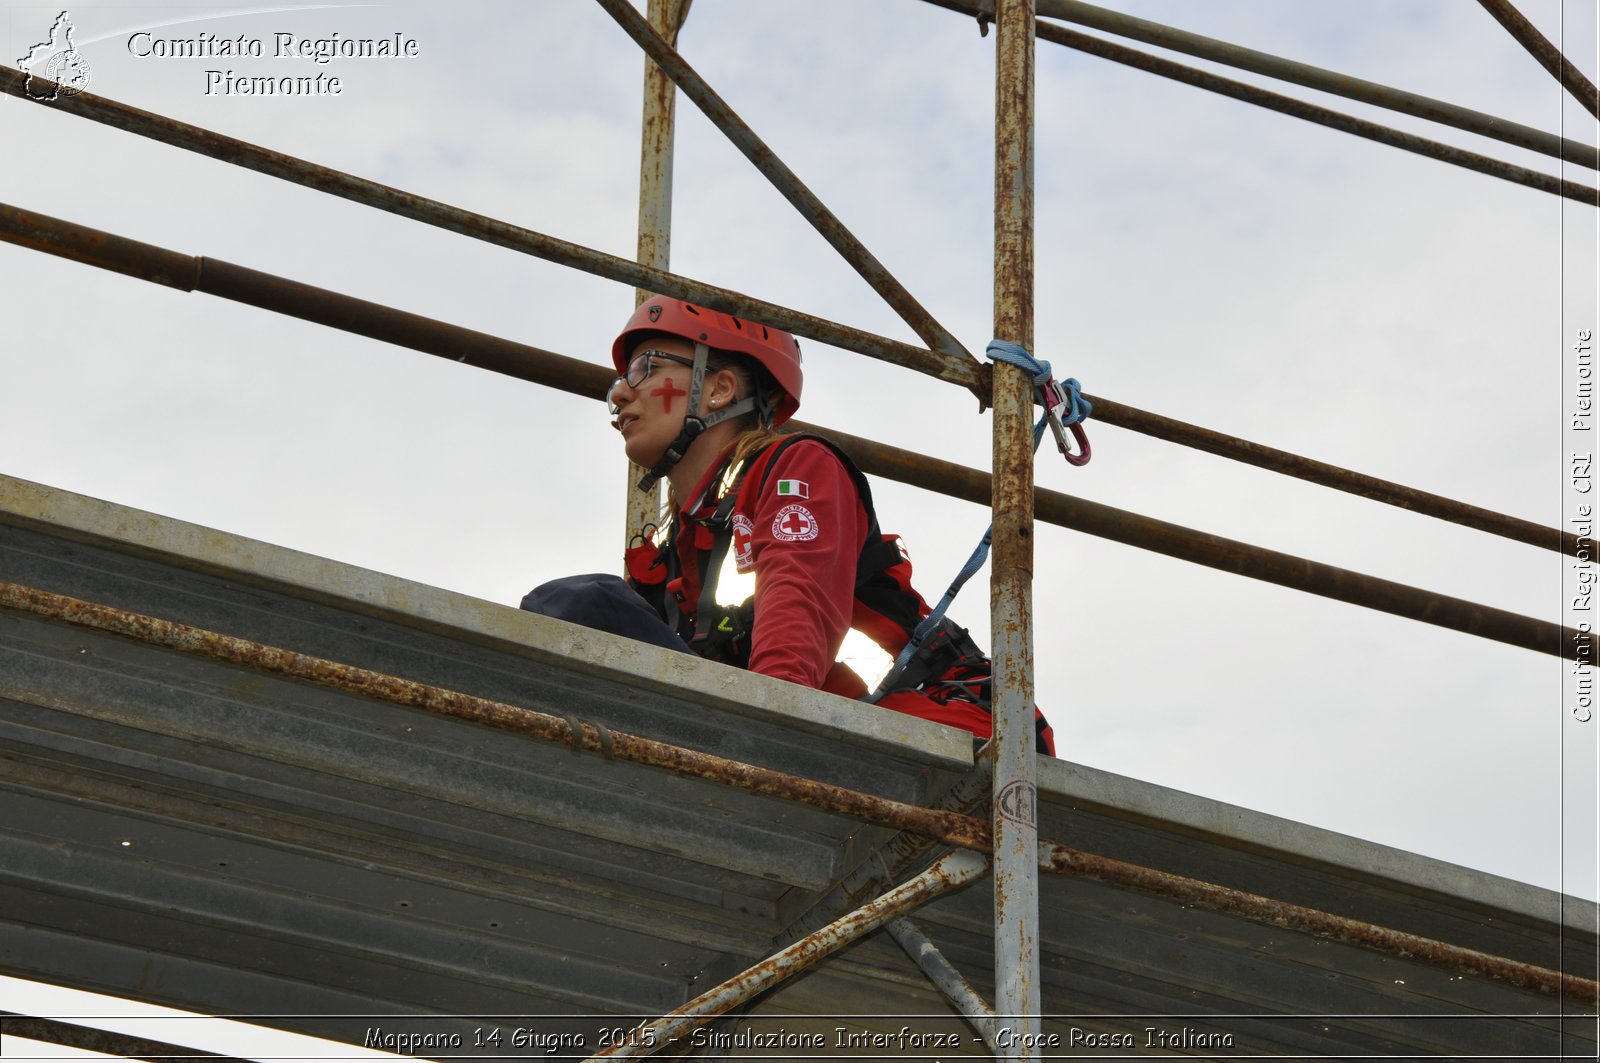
[705,367,740,412]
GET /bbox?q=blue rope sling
[868,340,1091,701]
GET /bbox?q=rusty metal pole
[991,0,1041,1054]
[1476,0,1600,120]
[624,0,692,556]
[5,201,1596,661]
[594,0,976,367]
[0,68,982,394]
[3,580,1596,1007]
[886,918,1000,1050]
[921,0,1600,169]
[586,850,991,1060]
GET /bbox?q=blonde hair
[725,424,788,470]
[661,421,788,525]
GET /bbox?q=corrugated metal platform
[0,472,1593,1058]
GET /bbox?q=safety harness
[629,435,916,662]
[625,435,1053,751]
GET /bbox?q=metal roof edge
[1037,756,1599,935]
[0,472,975,769]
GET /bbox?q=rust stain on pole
[0,581,993,855]
[777,765,992,943]
[634,0,689,295]
[624,0,691,561]
[991,0,1042,1050]
[4,579,1589,1008]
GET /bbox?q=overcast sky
[2,0,1597,1053]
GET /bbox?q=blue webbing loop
[986,338,1050,385]
[869,340,1089,701]
[988,338,1091,463]
[988,339,1092,426]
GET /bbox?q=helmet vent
[684,304,701,316]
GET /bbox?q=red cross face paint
[772,504,819,542]
[611,336,699,472]
[650,376,688,414]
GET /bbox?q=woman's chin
[623,440,663,469]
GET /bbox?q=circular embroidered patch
[732,513,756,570]
[772,504,819,542]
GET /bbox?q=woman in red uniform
[522,296,1053,755]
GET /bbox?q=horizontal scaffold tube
[0,65,982,399]
[820,423,1585,660]
[922,0,1599,170]
[0,581,995,853]
[927,0,1597,202]
[1036,842,1599,1006]
[0,202,1580,658]
[1027,20,1597,205]
[1,578,1593,1007]
[1083,395,1578,555]
[0,95,1574,553]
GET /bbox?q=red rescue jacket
[626,435,1054,755]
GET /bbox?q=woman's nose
[607,377,635,412]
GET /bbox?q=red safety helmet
[612,296,802,426]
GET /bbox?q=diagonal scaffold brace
[584,849,992,1060]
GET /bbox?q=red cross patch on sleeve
[772,504,819,542]
[732,513,756,571]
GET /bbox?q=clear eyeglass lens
[626,352,659,387]
[610,351,687,413]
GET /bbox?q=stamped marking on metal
[996,780,1036,827]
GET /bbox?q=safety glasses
[607,349,695,412]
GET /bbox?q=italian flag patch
[776,479,809,499]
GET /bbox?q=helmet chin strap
[636,342,759,492]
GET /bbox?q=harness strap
[662,434,908,663]
[870,340,1092,701]
[689,467,753,649]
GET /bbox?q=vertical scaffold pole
[991,0,1041,1056]
[624,0,692,551]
